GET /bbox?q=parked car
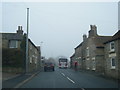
[44,62,55,72]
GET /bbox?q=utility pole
[26,8,29,73]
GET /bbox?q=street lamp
[26,8,29,73]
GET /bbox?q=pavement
[2,73,21,81]
[2,70,41,88]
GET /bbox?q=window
[30,44,32,50]
[86,47,89,56]
[111,58,116,69]
[110,41,115,51]
[9,40,18,48]
[35,59,37,64]
[30,57,32,64]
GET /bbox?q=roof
[28,38,40,51]
[1,32,40,52]
[95,36,112,47]
[104,30,120,44]
[74,42,83,49]
[70,53,75,58]
[1,33,23,40]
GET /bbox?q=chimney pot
[20,26,22,30]
[17,26,23,35]
[18,26,20,30]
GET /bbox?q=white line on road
[61,73,65,76]
[67,77,75,84]
[81,88,85,90]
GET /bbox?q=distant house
[73,43,83,70]
[1,26,41,73]
[104,30,120,79]
[70,53,75,68]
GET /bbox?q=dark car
[44,62,55,72]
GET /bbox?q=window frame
[9,40,18,48]
[110,57,116,69]
[110,41,115,52]
[86,47,89,57]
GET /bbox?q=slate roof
[74,42,83,50]
[94,36,112,48]
[70,53,75,58]
[28,38,40,51]
[104,30,120,44]
[1,33,23,40]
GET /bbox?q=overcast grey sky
[2,2,118,59]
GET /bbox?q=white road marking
[61,73,65,76]
[67,77,75,84]
[60,72,75,84]
[81,88,85,90]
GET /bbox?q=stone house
[83,25,112,73]
[104,30,120,79]
[70,53,75,68]
[1,26,41,73]
[2,26,24,49]
[70,25,112,74]
[73,43,83,70]
[28,39,41,72]
[81,34,88,70]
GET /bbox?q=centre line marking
[67,77,75,84]
[61,73,65,76]
[81,88,85,90]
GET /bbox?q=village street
[3,67,119,89]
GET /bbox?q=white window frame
[86,47,89,57]
[92,57,96,70]
[9,40,18,48]
[30,57,32,64]
[110,57,116,69]
[110,41,115,52]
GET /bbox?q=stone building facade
[1,26,41,73]
[28,39,41,72]
[72,43,83,70]
[104,30,120,79]
[85,25,112,73]
[70,25,112,74]
[70,53,75,68]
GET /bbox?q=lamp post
[26,8,29,73]
[40,41,44,67]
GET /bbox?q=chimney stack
[88,25,98,37]
[83,34,87,41]
[17,26,23,35]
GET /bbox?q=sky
[1,1,119,59]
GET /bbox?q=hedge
[2,48,25,68]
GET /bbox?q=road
[20,67,119,88]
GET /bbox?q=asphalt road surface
[20,67,119,88]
